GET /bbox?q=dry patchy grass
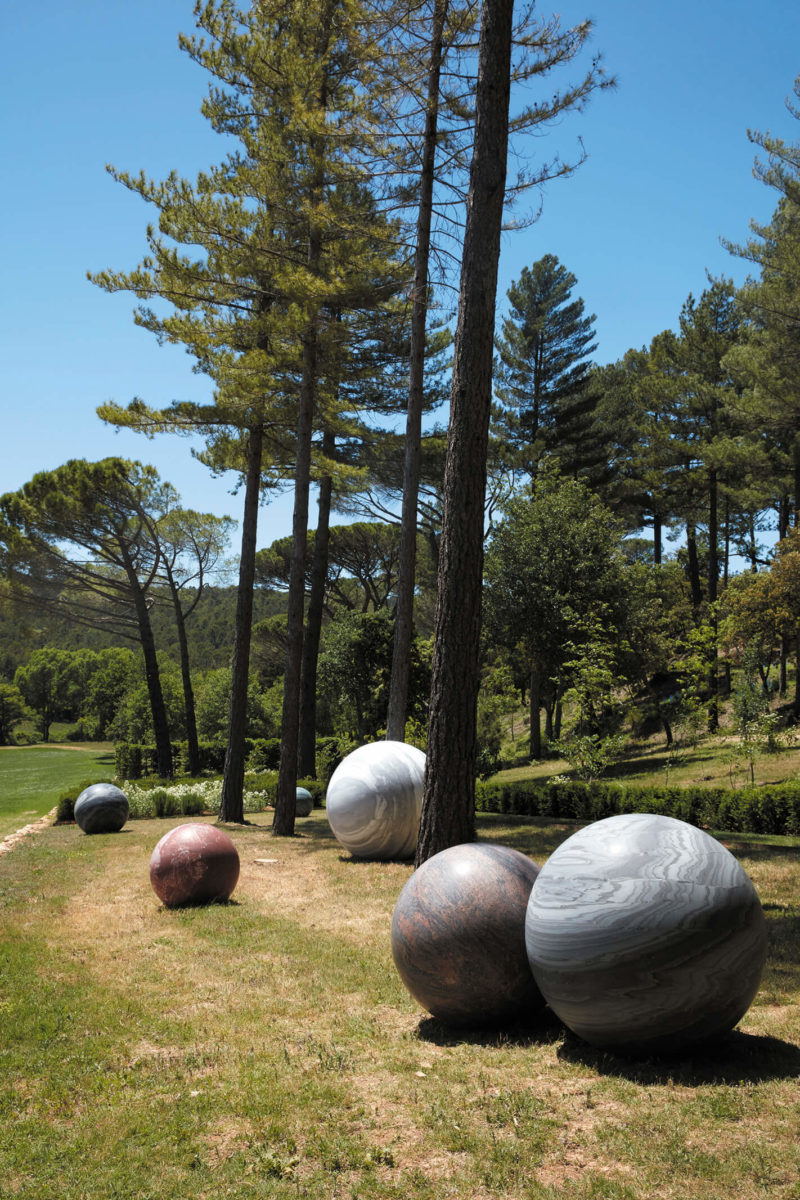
[0,813,798,1200]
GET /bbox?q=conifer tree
[494,254,597,481]
[92,0,408,823]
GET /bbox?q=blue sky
[2,0,799,551]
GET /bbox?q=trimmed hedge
[116,736,352,783]
[475,777,800,837]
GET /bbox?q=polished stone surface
[295,787,313,818]
[149,823,240,907]
[326,741,425,860]
[74,783,129,834]
[392,842,544,1026]
[525,813,767,1054]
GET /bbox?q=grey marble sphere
[326,740,425,859]
[392,842,544,1026]
[525,813,767,1055]
[74,782,129,834]
[295,787,313,817]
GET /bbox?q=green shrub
[54,779,106,824]
[247,738,282,772]
[475,776,800,836]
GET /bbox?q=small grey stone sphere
[74,782,129,834]
[525,813,767,1055]
[326,740,425,859]
[295,787,313,817]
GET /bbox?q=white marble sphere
[525,813,767,1055]
[325,740,425,859]
[295,787,313,817]
[74,782,129,834]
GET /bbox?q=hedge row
[115,737,349,782]
[475,777,800,836]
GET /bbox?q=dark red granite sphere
[149,823,240,907]
[391,842,544,1026]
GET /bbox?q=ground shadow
[557,1027,800,1085]
[413,1006,565,1050]
[716,840,800,860]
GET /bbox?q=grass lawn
[0,744,114,841]
[1,812,798,1199]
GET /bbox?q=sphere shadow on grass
[412,1005,566,1049]
[556,1027,800,1086]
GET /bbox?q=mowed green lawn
[0,745,114,840]
[0,813,798,1200]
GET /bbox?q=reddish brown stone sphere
[149,823,240,908]
[391,842,544,1027]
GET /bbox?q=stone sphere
[326,740,425,859]
[74,783,129,834]
[149,823,240,908]
[295,787,314,818]
[525,813,767,1055]
[391,842,544,1026]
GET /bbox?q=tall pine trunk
[529,663,542,760]
[386,0,448,742]
[298,432,335,778]
[166,569,200,775]
[219,422,264,822]
[273,332,318,835]
[707,470,719,732]
[686,525,703,607]
[416,0,514,865]
[129,573,173,779]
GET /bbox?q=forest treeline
[1,3,799,852]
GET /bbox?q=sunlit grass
[0,813,798,1199]
[0,744,114,839]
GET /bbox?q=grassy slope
[0,813,798,1200]
[492,728,800,791]
[0,744,114,840]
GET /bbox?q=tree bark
[653,511,662,565]
[219,422,263,822]
[273,332,317,836]
[707,471,718,732]
[529,663,542,760]
[386,0,448,742]
[416,0,514,865]
[298,434,335,778]
[686,525,703,607]
[130,576,173,779]
[165,566,200,775]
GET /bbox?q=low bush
[54,778,103,824]
[475,776,800,836]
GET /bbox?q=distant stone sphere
[391,842,544,1026]
[149,823,240,908]
[525,813,767,1055]
[74,783,129,834]
[326,741,425,860]
[295,787,314,818]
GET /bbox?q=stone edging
[0,808,58,858]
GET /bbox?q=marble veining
[73,783,129,835]
[326,741,425,860]
[392,842,544,1026]
[149,822,240,907]
[525,814,767,1054]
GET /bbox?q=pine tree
[494,254,597,481]
[92,0,408,823]
[1,459,175,775]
